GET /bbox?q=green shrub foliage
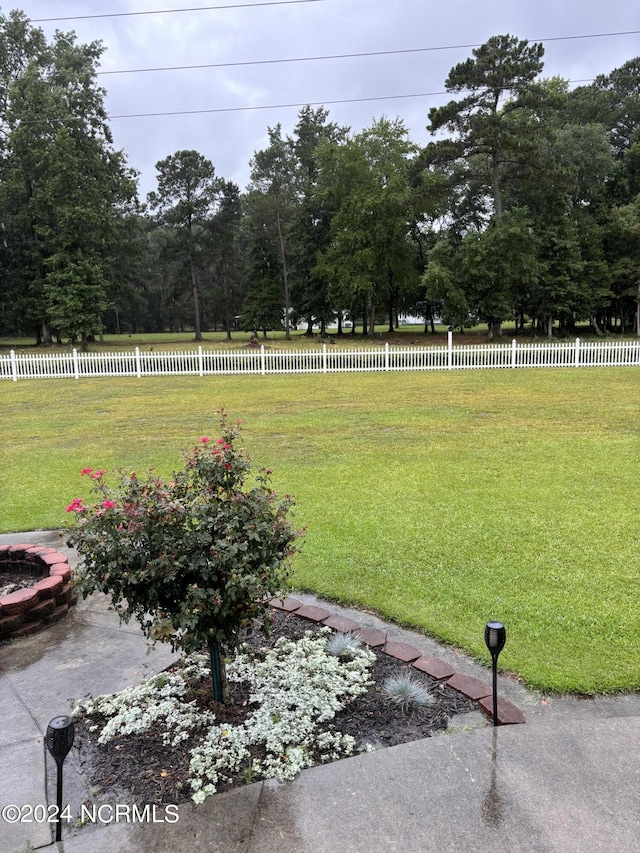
[67,413,300,656]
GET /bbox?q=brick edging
[0,544,77,640]
[270,596,525,726]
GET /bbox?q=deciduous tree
[0,11,136,344]
[288,106,348,335]
[316,118,418,335]
[246,126,297,339]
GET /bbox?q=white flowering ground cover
[72,613,476,809]
[74,627,375,805]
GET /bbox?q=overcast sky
[10,0,640,199]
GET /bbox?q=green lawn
[1,368,638,694]
[1,321,630,351]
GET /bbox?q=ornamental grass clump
[382,672,435,713]
[325,631,364,659]
[66,411,302,701]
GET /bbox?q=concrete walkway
[1,530,639,853]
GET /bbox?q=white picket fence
[2,337,639,381]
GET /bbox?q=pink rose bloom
[200,436,211,444]
[102,500,116,509]
[91,469,107,479]
[66,498,86,512]
[80,468,93,476]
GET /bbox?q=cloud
[16,0,640,196]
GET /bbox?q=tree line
[0,12,638,345]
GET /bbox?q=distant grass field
[1,368,638,694]
[1,321,630,351]
[0,326,440,351]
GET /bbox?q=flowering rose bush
[66,412,302,699]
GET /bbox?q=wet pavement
[1,530,639,853]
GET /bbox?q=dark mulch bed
[73,610,476,807]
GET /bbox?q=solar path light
[484,622,506,727]
[45,715,75,842]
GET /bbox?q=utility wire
[6,77,600,126]
[96,30,640,76]
[17,10,638,124]
[108,82,600,120]
[99,45,485,76]
[108,91,446,118]
[30,0,325,23]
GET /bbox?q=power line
[107,82,598,120]
[540,29,640,44]
[97,30,640,77]
[30,0,325,24]
[99,45,481,76]
[108,90,446,119]
[7,76,600,127]
[17,9,638,125]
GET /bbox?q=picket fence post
[10,349,18,381]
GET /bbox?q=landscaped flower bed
[0,544,76,639]
[71,608,489,810]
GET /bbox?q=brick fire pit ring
[0,543,76,640]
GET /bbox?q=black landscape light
[484,622,506,727]
[45,715,75,842]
